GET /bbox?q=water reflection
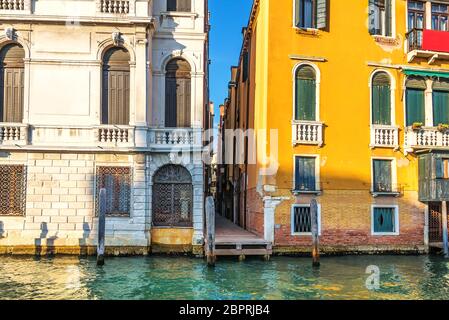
[0,255,449,300]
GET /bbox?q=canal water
[0,255,449,300]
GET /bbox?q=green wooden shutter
[372,84,391,125]
[295,66,317,121]
[373,207,395,233]
[316,0,328,30]
[435,158,444,179]
[373,159,392,192]
[406,89,425,126]
[295,157,316,191]
[433,90,449,125]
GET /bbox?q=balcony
[370,125,399,149]
[148,128,202,151]
[0,123,28,146]
[292,121,324,146]
[404,126,449,152]
[406,28,449,64]
[97,0,133,15]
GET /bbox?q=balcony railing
[371,183,403,197]
[406,28,424,51]
[405,126,449,150]
[96,125,134,146]
[148,128,202,149]
[370,125,399,149]
[0,0,25,10]
[99,0,130,14]
[292,120,324,146]
[0,123,28,146]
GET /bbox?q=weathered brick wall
[246,187,425,253]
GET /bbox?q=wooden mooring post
[205,196,216,266]
[311,199,320,267]
[442,201,449,258]
[97,188,106,266]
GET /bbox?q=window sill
[292,232,322,236]
[292,190,322,196]
[160,11,199,19]
[371,191,401,198]
[372,232,399,236]
[152,226,194,229]
[293,27,320,36]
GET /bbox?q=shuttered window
[369,0,393,36]
[96,166,131,217]
[433,79,449,125]
[295,65,316,121]
[295,0,328,29]
[373,159,392,192]
[372,72,391,125]
[167,0,191,12]
[406,77,426,126]
[373,207,396,233]
[0,43,24,123]
[295,156,316,191]
[102,47,130,125]
[165,58,191,128]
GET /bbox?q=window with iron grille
[96,166,131,217]
[372,206,398,234]
[152,165,193,227]
[167,0,191,12]
[0,165,26,216]
[292,205,320,235]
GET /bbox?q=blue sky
[209,0,253,127]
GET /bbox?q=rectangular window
[292,205,321,235]
[373,159,393,193]
[432,4,449,31]
[372,206,398,234]
[0,165,26,216]
[96,166,132,217]
[408,0,425,31]
[167,0,191,12]
[406,88,426,126]
[295,0,328,30]
[294,156,317,191]
[369,0,393,36]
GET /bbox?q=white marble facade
[0,0,208,252]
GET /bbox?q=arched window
[102,47,130,125]
[165,58,191,127]
[153,165,193,227]
[372,71,391,125]
[433,79,449,126]
[295,65,317,121]
[0,43,24,123]
[405,76,426,126]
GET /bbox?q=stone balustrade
[292,121,324,146]
[405,126,449,150]
[0,0,25,10]
[0,123,28,145]
[370,125,399,149]
[99,0,130,14]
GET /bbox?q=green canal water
[1,255,449,300]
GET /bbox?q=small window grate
[0,165,26,216]
[373,207,395,233]
[293,206,312,233]
[96,166,132,217]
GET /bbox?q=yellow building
[219,0,449,254]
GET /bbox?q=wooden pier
[213,214,272,258]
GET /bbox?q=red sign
[422,29,449,53]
